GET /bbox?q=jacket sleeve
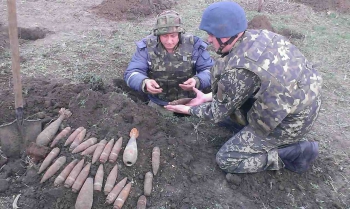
[192,37,214,90]
[189,68,260,122]
[123,40,150,92]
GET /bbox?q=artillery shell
[137,195,147,209]
[69,128,87,151]
[109,137,123,163]
[106,177,127,205]
[38,147,60,174]
[64,127,84,146]
[50,127,71,148]
[104,164,118,195]
[152,146,160,175]
[92,139,107,164]
[144,171,153,196]
[72,163,91,193]
[72,137,97,154]
[54,159,78,186]
[94,164,104,191]
[113,182,131,209]
[81,144,98,156]
[64,158,85,188]
[123,128,139,167]
[99,138,115,163]
[40,156,66,183]
[75,177,93,209]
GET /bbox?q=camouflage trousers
[216,95,322,173]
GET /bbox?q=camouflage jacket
[124,34,213,103]
[190,30,323,136]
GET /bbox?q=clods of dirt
[93,0,177,21]
[248,15,305,42]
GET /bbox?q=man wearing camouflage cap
[124,11,213,115]
[166,2,322,173]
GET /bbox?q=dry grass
[0,0,349,207]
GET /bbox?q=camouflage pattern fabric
[147,34,196,101]
[190,29,323,173]
[153,10,184,36]
[216,94,321,173]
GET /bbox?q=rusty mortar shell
[50,127,71,148]
[104,164,119,195]
[144,171,153,196]
[38,147,60,174]
[64,127,84,146]
[40,156,66,183]
[106,177,127,205]
[54,159,78,186]
[72,137,97,154]
[64,158,85,188]
[75,177,93,209]
[94,164,104,191]
[113,182,132,209]
[69,128,87,151]
[137,195,147,209]
[123,128,139,166]
[81,144,98,156]
[99,138,115,163]
[109,137,123,163]
[152,146,160,176]
[72,162,91,193]
[92,139,107,164]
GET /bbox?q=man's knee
[215,150,240,173]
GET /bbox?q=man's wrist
[141,79,150,93]
[193,76,201,89]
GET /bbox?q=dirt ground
[0,0,349,209]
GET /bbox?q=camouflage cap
[153,10,184,36]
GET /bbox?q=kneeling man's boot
[278,141,319,173]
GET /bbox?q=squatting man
[165,1,322,174]
[124,10,213,116]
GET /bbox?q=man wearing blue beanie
[166,1,322,173]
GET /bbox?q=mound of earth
[0,71,346,209]
[295,0,350,13]
[92,0,177,21]
[248,15,305,44]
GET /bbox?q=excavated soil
[0,0,349,208]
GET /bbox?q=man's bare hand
[164,104,191,115]
[145,79,163,94]
[168,98,193,105]
[179,78,196,91]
